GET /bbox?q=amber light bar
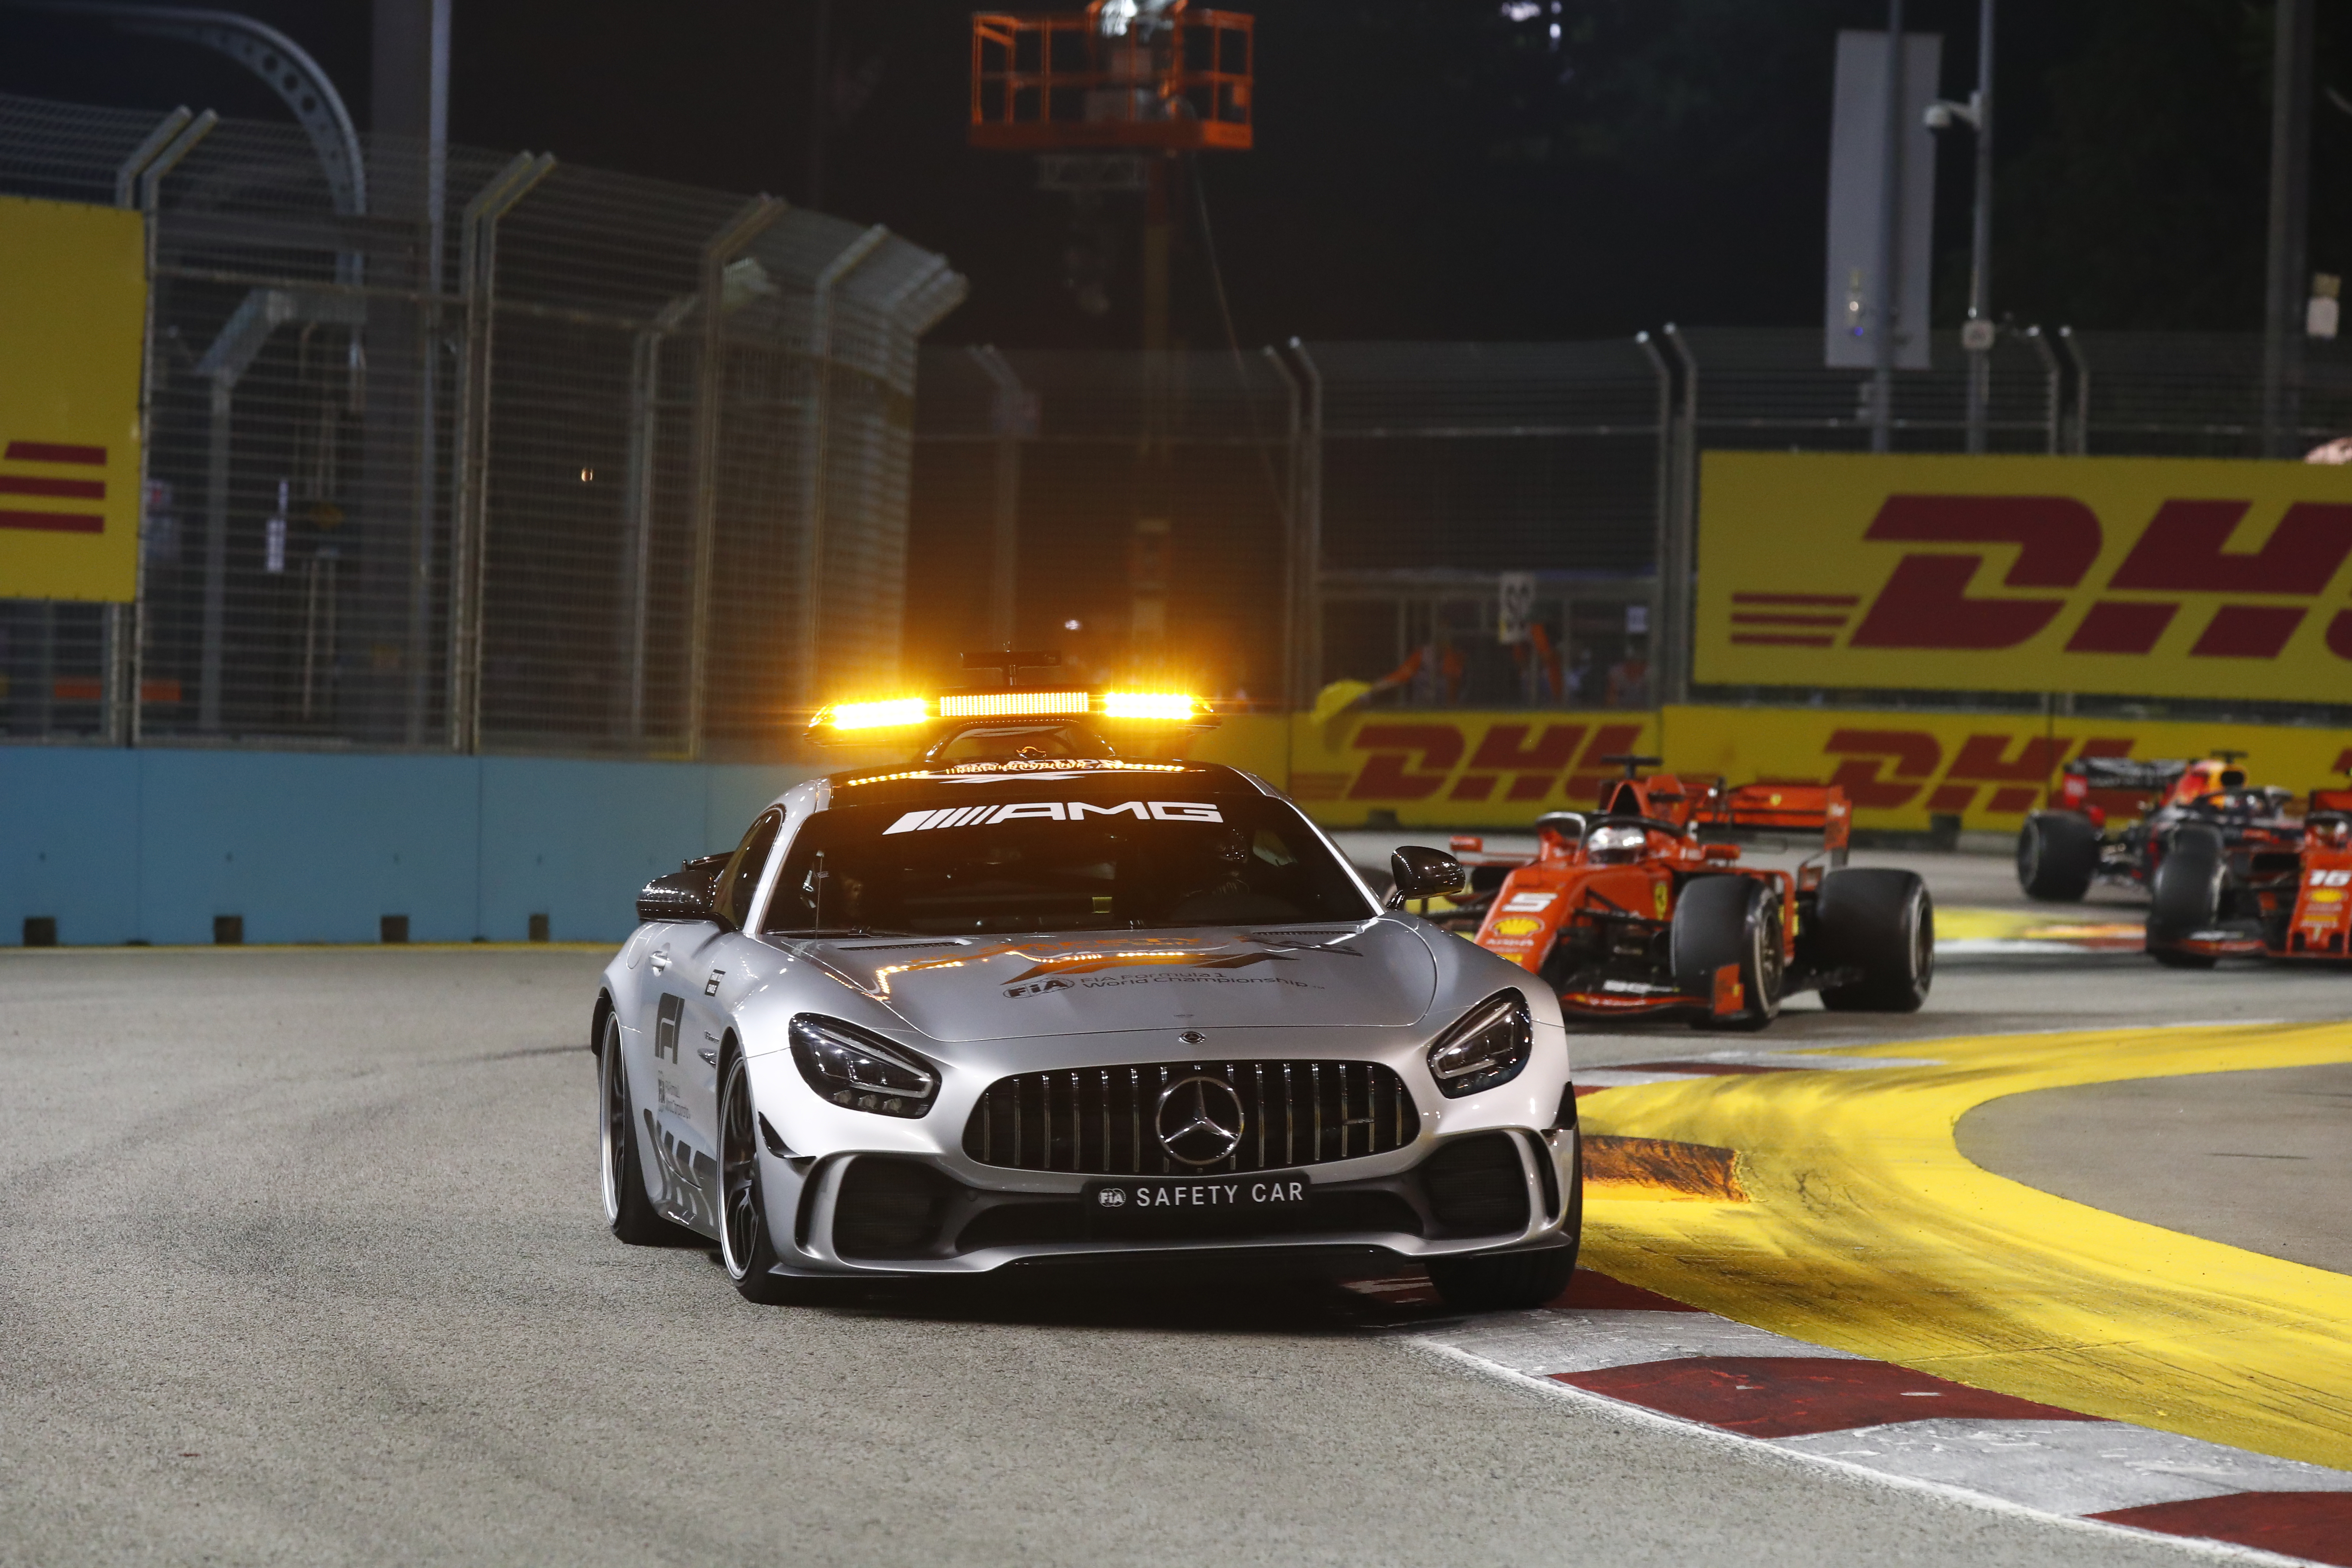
[938,691,1091,718]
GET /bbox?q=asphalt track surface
[3,862,2346,1567]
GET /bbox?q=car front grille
[962,1060,1419,1176]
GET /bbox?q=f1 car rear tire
[600,1011,698,1247]
[2018,811,2101,902]
[2147,825,2225,969]
[718,1047,801,1304]
[1816,869,1936,1012]
[1671,874,1782,1031]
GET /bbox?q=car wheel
[1816,869,1936,1012]
[2017,812,2100,902]
[717,1047,798,1304]
[2147,824,2225,968]
[600,1011,697,1246]
[1671,874,1781,1030]
[1425,1242,1579,1312]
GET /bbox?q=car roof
[803,758,1277,813]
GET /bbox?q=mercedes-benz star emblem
[1154,1075,1246,1166]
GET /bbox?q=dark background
[4,0,2346,347]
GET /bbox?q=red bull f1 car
[2018,754,2352,967]
[1457,759,1933,1029]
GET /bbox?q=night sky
[4,1,2346,349]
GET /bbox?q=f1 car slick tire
[1815,868,1935,1012]
[1670,874,1782,1031]
[2017,811,2101,902]
[2147,824,2226,969]
[600,1011,698,1246]
[717,1047,799,1304]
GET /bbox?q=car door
[640,808,784,1232]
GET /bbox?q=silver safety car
[591,678,1582,1310]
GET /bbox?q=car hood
[802,920,1436,1043]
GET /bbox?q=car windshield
[763,787,1375,937]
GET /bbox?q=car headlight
[790,1014,939,1118]
[1425,990,1533,1098]
[1586,822,1646,864]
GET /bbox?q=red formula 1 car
[1457,759,1934,1029]
[2018,753,2352,966]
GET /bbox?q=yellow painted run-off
[1575,1021,2352,1470]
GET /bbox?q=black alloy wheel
[601,1011,696,1245]
[718,1049,796,1303]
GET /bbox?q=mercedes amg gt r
[591,672,1582,1311]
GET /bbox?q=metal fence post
[968,344,1027,651]
[2058,326,2089,455]
[623,294,694,743]
[1635,330,1683,706]
[1259,345,1302,709]
[1284,338,1323,711]
[444,151,553,753]
[2022,326,2061,455]
[1660,323,1699,706]
[106,105,202,747]
[797,222,890,713]
[683,195,788,758]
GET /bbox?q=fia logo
[1004,978,1075,999]
[1096,1188,1127,1207]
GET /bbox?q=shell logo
[1493,916,1544,937]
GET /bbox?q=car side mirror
[1388,845,1467,907]
[636,852,731,924]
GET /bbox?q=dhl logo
[1730,493,2352,660]
[0,440,108,534]
[1697,454,2352,704]
[1290,719,1654,806]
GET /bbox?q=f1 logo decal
[655,994,682,1062]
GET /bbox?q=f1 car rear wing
[1696,783,1853,849]
[2309,787,2352,817]
[2062,756,2188,792]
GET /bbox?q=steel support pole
[445,152,554,753]
[967,344,1027,651]
[1871,0,1905,453]
[1635,330,1681,706]
[106,105,199,746]
[2058,328,2090,456]
[623,294,693,744]
[1963,0,1995,454]
[2263,0,2315,458]
[1285,338,1323,710]
[1259,345,1302,710]
[796,223,890,715]
[683,195,789,758]
[1661,324,1700,706]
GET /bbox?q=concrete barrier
[2,748,816,946]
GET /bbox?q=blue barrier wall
[1,748,818,946]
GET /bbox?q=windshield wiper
[766,927,929,941]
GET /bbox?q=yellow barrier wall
[1696,451,2352,703]
[0,195,147,602]
[1193,705,2351,833]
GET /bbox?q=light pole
[1926,0,1994,454]
[1870,0,1905,453]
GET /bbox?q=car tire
[717,1046,800,1305]
[1671,874,1782,1031]
[1815,869,1936,1012]
[2017,812,2100,902]
[600,1011,698,1246]
[2147,825,2225,968]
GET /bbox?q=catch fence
[0,91,962,758]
